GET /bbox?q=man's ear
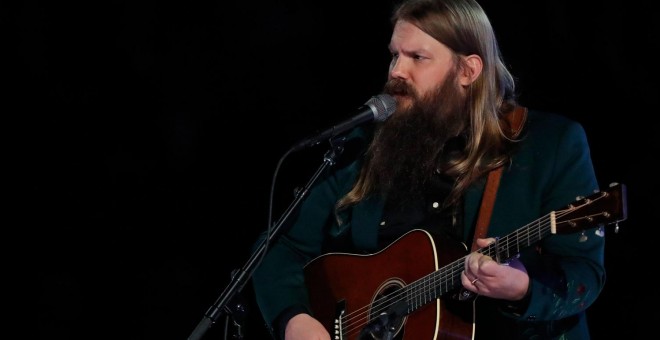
[459,54,483,86]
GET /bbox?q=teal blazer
[252,109,605,339]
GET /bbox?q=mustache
[384,79,415,97]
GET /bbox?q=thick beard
[366,69,467,206]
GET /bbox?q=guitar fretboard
[404,212,557,313]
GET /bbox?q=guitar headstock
[554,182,628,235]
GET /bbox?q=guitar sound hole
[366,279,407,340]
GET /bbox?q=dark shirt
[379,135,467,250]
[378,171,464,250]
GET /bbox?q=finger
[466,253,482,276]
[461,270,477,286]
[475,237,496,248]
[478,254,494,267]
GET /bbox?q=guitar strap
[471,105,528,251]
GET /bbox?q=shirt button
[432,202,440,209]
[380,221,386,227]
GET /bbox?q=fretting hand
[461,238,530,301]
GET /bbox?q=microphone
[291,94,397,151]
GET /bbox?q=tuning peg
[615,223,620,233]
[609,182,619,187]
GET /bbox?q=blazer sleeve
[508,114,606,321]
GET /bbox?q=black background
[10,0,659,339]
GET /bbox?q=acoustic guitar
[303,183,627,339]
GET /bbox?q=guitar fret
[306,182,626,336]
[422,273,428,305]
[407,280,414,311]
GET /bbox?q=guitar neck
[404,213,555,312]
[303,184,625,339]
[480,213,557,263]
[405,191,625,314]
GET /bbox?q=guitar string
[338,193,607,338]
[405,205,592,314]
[338,211,559,338]
[340,210,564,339]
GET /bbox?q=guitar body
[302,183,628,340]
[304,229,474,340]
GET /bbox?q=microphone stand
[187,136,349,340]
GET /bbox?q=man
[252,0,606,339]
